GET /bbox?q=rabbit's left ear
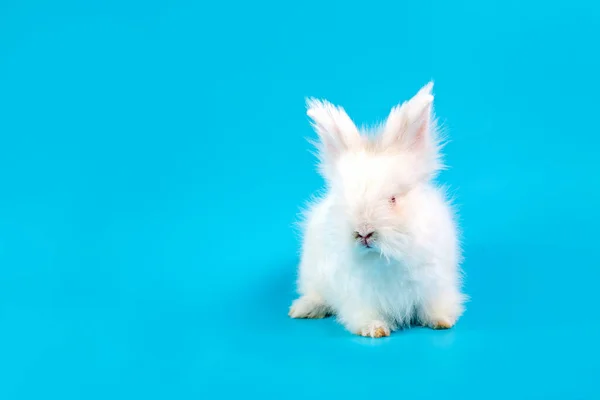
[306,98,362,161]
[379,82,435,152]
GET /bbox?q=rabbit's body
[289,83,466,337]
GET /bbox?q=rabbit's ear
[306,98,361,160]
[379,82,435,153]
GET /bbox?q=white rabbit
[289,82,467,338]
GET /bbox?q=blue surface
[1,0,599,398]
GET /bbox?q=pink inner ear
[410,104,431,149]
[413,119,427,147]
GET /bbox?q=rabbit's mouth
[356,241,377,252]
[356,240,378,253]
[361,240,375,250]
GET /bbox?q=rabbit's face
[306,82,442,256]
[332,150,416,255]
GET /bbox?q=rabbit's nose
[354,231,374,239]
[354,230,375,247]
[354,224,375,238]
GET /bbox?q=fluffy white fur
[289,82,467,338]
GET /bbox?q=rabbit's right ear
[379,82,435,152]
[306,98,361,162]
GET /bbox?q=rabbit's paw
[357,320,391,338]
[289,295,331,319]
[429,318,454,330]
[421,309,458,329]
[420,292,464,330]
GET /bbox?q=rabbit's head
[307,82,444,256]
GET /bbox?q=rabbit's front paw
[420,291,465,330]
[288,295,331,319]
[428,318,455,330]
[357,320,391,338]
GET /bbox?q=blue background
[1,0,599,398]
